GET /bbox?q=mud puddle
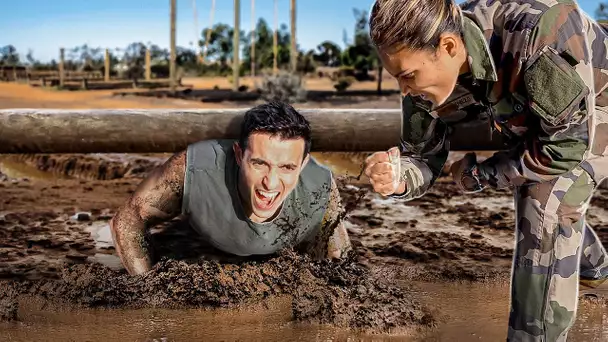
[0,158,70,181]
[410,281,607,342]
[0,296,368,342]
[2,281,605,342]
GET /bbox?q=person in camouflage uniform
[364,0,608,341]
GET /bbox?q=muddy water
[0,297,363,342]
[411,281,607,342]
[0,158,71,181]
[1,282,605,342]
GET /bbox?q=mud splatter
[292,255,434,333]
[0,288,18,321]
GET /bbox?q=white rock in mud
[71,212,91,221]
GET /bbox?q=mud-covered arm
[391,95,449,200]
[323,177,352,259]
[109,150,185,275]
[479,4,595,188]
[297,177,352,260]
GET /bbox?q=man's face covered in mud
[234,132,310,223]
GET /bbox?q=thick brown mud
[2,250,433,334]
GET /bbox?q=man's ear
[233,142,244,166]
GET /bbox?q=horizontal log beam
[0,109,507,153]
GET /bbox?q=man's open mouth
[255,189,279,210]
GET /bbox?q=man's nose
[263,168,280,189]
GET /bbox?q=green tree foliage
[598,3,608,22]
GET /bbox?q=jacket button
[514,104,524,112]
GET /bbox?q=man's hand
[450,152,491,193]
[364,147,406,196]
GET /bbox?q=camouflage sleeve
[480,3,595,188]
[391,95,449,199]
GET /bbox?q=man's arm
[324,177,352,259]
[109,150,186,275]
[296,177,352,260]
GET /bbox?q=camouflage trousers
[507,107,608,342]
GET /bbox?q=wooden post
[233,0,240,91]
[170,0,177,93]
[104,49,111,82]
[192,0,202,64]
[290,0,296,73]
[250,0,255,79]
[202,0,216,63]
[273,0,278,75]
[0,108,509,153]
[59,48,65,88]
[145,48,151,81]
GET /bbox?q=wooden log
[0,108,508,153]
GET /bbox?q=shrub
[256,71,307,103]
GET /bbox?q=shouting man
[110,101,352,275]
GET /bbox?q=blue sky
[2,0,602,62]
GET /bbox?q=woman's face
[378,33,468,107]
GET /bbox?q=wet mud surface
[2,250,433,334]
[1,154,168,180]
[1,152,607,338]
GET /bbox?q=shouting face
[234,132,310,223]
[378,32,469,108]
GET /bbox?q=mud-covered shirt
[394,0,608,199]
[181,139,341,259]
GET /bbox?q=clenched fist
[450,152,490,193]
[364,147,406,196]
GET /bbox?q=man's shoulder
[186,139,235,171]
[301,156,332,180]
[297,156,334,195]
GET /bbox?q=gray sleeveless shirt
[181,139,332,256]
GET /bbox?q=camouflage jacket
[395,0,608,200]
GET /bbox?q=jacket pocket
[523,45,589,126]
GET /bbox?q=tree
[0,45,20,66]
[25,49,37,66]
[313,41,342,67]
[341,8,380,82]
[598,3,608,22]
[199,23,246,73]
[241,18,278,72]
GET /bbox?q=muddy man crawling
[110,101,352,275]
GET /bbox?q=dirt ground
[0,81,606,340]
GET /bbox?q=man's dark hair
[239,101,312,158]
